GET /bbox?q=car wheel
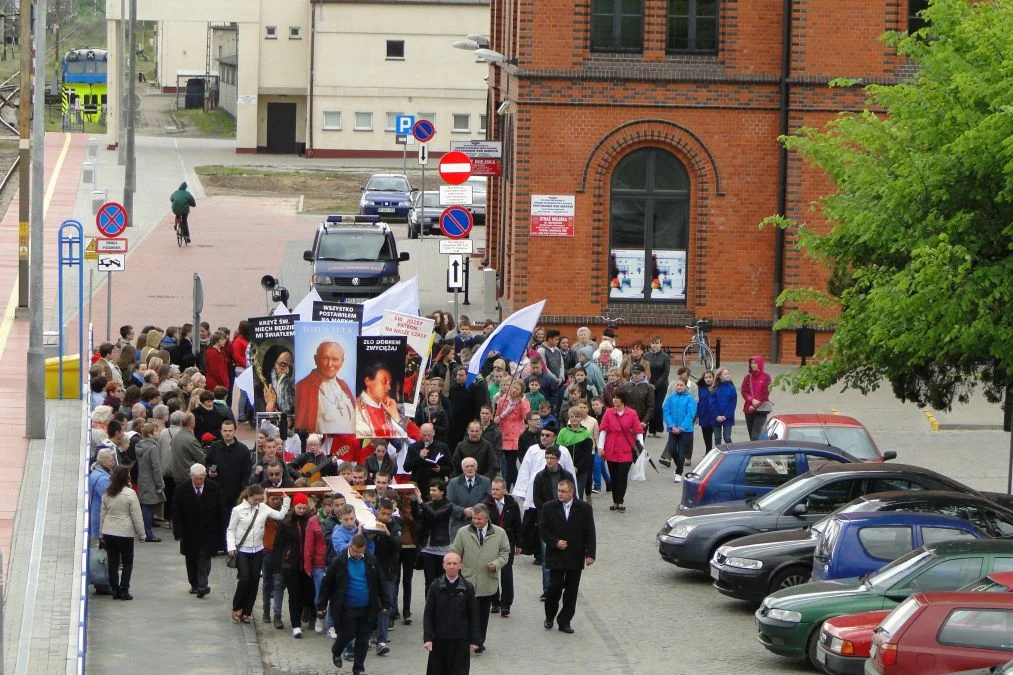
[805,623,823,670]
[769,566,811,594]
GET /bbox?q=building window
[289,26,302,39]
[667,0,718,53]
[452,114,471,133]
[608,147,690,302]
[417,112,436,125]
[385,112,404,132]
[265,26,277,39]
[323,111,342,130]
[386,40,405,60]
[354,112,373,131]
[479,114,487,133]
[908,0,929,33]
[590,0,644,53]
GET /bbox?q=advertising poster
[312,301,363,326]
[530,194,576,237]
[249,314,297,417]
[379,310,436,417]
[292,321,358,435]
[354,335,410,439]
[608,249,646,300]
[450,140,503,177]
[651,250,687,300]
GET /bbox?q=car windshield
[419,192,441,207]
[754,472,819,511]
[866,547,933,588]
[317,232,392,261]
[822,427,879,460]
[366,176,410,192]
[961,576,1012,593]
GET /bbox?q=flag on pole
[466,300,546,385]
[291,287,322,321]
[361,276,421,336]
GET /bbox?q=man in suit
[403,424,452,496]
[540,477,596,634]
[482,477,523,617]
[446,457,491,537]
[531,446,576,598]
[423,551,480,675]
[172,463,225,598]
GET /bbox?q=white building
[106,0,490,156]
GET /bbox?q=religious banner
[354,335,409,439]
[249,314,297,417]
[312,301,364,326]
[379,310,436,417]
[293,321,358,435]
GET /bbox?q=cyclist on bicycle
[170,182,196,244]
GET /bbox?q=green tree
[768,0,1013,412]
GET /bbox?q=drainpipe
[307,2,316,156]
[772,0,792,362]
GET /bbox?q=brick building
[483,0,927,362]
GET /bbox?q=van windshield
[317,232,392,261]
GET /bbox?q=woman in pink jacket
[494,378,530,491]
[740,354,772,441]
[598,389,644,513]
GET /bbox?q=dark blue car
[679,441,858,511]
[359,173,415,220]
[811,511,987,582]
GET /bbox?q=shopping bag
[629,450,649,482]
[89,547,111,593]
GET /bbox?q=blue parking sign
[396,115,415,135]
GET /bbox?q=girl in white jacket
[227,484,291,622]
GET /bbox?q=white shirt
[512,444,576,510]
[562,499,573,520]
[318,378,355,434]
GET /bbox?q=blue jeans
[140,503,155,541]
[262,558,284,616]
[593,453,611,490]
[376,577,397,643]
[311,566,334,628]
[718,423,733,444]
[666,432,693,475]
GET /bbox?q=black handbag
[227,507,258,568]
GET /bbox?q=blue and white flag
[361,276,421,336]
[466,300,546,385]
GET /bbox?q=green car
[754,538,1013,667]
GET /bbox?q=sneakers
[315,618,324,633]
[292,627,302,639]
[377,642,390,656]
[673,473,683,484]
[273,614,284,630]
[590,487,601,494]
[327,627,337,639]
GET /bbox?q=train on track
[61,47,107,123]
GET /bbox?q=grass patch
[195,166,375,214]
[173,109,236,138]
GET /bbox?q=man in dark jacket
[531,446,576,597]
[169,181,197,243]
[368,499,402,656]
[204,419,251,549]
[403,423,452,498]
[624,363,655,432]
[423,551,480,675]
[540,477,596,634]
[482,477,522,617]
[172,463,225,598]
[447,366,489,451]
[451,421,499,480]
[645,337,670,436]
[318,534,389,674]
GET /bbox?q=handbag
[755,400,774,413]
[227,506,259,569]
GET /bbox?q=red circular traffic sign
[438,151,472,186]
[96,201,128,237]
[439,206,473,240]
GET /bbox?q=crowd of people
[85,316,771,674]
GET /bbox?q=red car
[867,590,1013,675]
[818,572,1013,675]
[761,414,895,463]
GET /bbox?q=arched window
[608,148,690,302]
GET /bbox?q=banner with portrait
[354,336,409,439]
[379,310,435,417]
[249,314,297,417]
[293,321,358,435]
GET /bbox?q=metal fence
[72,324,94,675]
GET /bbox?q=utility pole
[53,0,58,84]
[124,0,135,226]
[27,0,48,439]
[16,0,30,311]
[117,0,125,163]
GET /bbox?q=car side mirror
[360,186,366,192]
[882,451,897,461]
[399,251,410,262]
[411,187,420,194]
[303,250,313,262]
[792,503,808,517]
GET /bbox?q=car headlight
[380,275,398,284]
[828,636,854,656]
[766,608,802,624]
[312,275,333,285]
[359,194,369,207]
[665,515,686,529]
[669,523,696,539]
[725,557,763,570]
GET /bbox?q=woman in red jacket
[204,331,230,392]
[598,389,643,513]
[740,354,772,441]
[232,321,251,423]
[494,378,530,491]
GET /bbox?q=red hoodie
[740,354,771,414]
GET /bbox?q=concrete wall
[258,2,308,91]
[211,26,238,63]
[156,21,209,91]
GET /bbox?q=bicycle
[681,319,715,371]
[174,213,189,247]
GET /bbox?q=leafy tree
[767,0,1013,413]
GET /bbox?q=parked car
[811,512,987,582]
[816,572,1013,675]
[407,190,441,238]
[659,462,986,571]
[754,539,1013,667]
[679,441,859,510]
[950,661,1013,675]
[711,491,1013,603]
[303,216,410,301]
[761,414,895,463]
[358,173,416,220]
[868,592,1013,674]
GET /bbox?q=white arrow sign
[447,254,464,290]
[418,143,429,166]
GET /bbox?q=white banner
[379,310,436,417]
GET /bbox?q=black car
[708,490,1013,603]
[656,463,995,572]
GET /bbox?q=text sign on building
[439,185,473,206]
[450,140,502,177]
[530,195,575,237]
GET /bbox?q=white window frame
[452,113,471,133]
[385,112,405,132]
[265,25,278,39]
[322,111,342,130]
[416,112,436,125]
[354,112,373,131]
[289,26,302,39]
[479,114,488,133]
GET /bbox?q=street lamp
[465,34,490,48]
[474,48,515,65]
[451,39,478,51]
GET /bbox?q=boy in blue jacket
[663,378,697,483]
[713,368,738,444]
[330,504,375,557]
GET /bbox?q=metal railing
[72,324,94,675]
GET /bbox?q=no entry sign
[438,151,472,186]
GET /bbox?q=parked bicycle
[681,319,715,370]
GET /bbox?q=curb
[924,410,939,431]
